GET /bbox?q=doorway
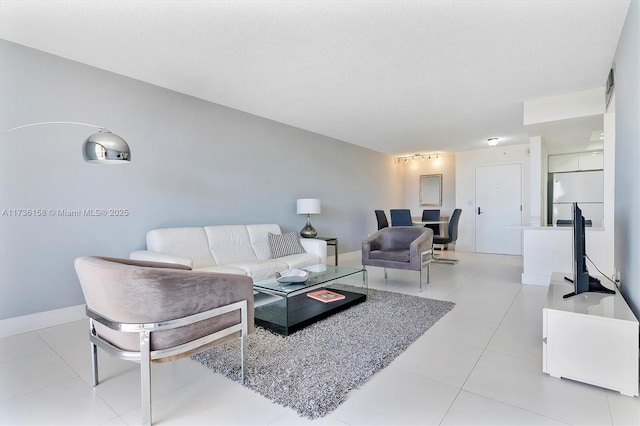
[475,163,522,255]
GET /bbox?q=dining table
[411,218,449,226]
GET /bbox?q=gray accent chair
[74,256,254,425]
[362,227,434,291]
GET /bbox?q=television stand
[543,273,639,397]
[562,275,616,299]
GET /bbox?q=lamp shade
[83,130,131,163]
[297,198,321,215]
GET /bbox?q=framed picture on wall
[420,174,442,206]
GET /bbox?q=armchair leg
[91,342,99,386]
[363,267,369,296]
[89,319,99,387]
[240,300,248,384]
[140,331,152,426]
[419,250,432,292]
[240,334,247,384]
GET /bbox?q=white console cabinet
[543,273,639,396]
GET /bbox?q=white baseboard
[0,304,86,338]
[522,272,551,286]
[332,250,360,264]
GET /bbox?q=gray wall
[614,1,640,317]
[0,40,404,320]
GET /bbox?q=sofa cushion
[279,253,321,270]
[269,232,306,259]
[226,259,289,280]
[246,224,282,260]
[146,227,216,269]
[204,225,259,265]
[197,265,249,276]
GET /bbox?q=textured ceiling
[0,0,630,155]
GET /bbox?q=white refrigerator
[551,170,604,227]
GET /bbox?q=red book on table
[306,289,345,303]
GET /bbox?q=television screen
[563,202,614,298]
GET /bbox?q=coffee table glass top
[253,264,365,295]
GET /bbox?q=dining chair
[390,209,413,226]
[375,210,389,230]
[421,209,441,236]
[433,209,462,264]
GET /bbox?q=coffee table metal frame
[253,265,368,335]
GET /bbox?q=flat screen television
[563,203,615,298]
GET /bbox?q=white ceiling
[0,0,630,156]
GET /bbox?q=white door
[475,164,522,255]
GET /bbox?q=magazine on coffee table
[307,289,345,303]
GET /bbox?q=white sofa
[130,224,327,281]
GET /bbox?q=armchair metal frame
[87,300,248,425]
[379,248,433,291]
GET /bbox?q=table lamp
[296,198,321,238]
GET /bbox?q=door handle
[478,207,483,215]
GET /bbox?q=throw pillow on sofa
[268,232,306,258]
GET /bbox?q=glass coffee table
[252,264,368,335]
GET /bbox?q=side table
[314,236,338,265]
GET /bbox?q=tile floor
[1,252,638,425]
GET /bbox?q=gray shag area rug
[191,284,455,419]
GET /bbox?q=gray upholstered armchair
[74,256,254,425]
[362,227,434,291]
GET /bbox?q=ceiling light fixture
[487,138,499,146]
[395,153,440,164]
